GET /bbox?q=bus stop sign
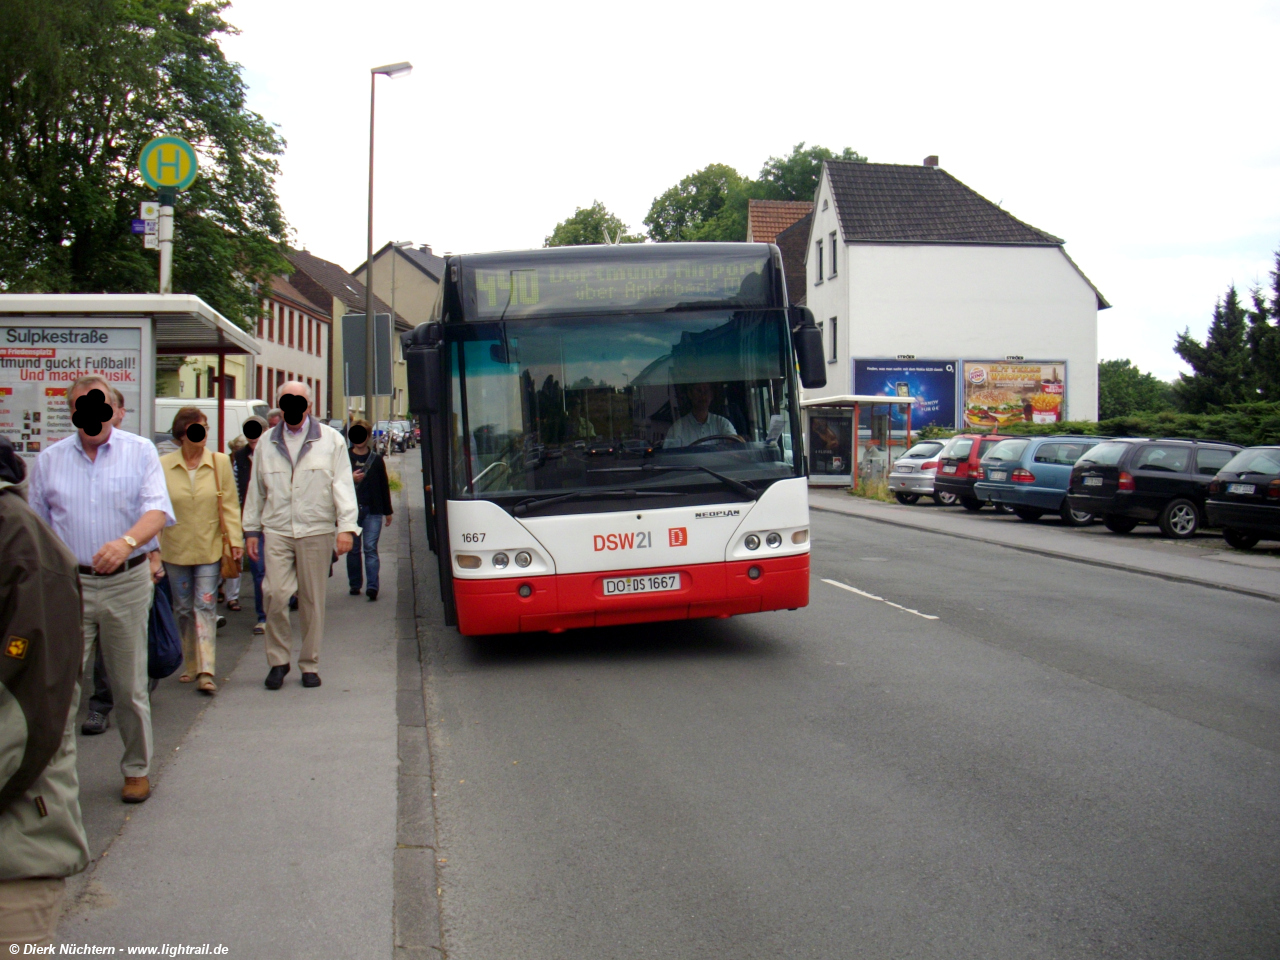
[138,136,199,191]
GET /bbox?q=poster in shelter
[0,325,142,460]
[852,359,958,429]
[962,361,1066,431]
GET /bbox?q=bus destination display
[465,248,772,319]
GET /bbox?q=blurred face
[68,381,115,447]
[183,418,209,449]
[278,383,311,427]
[689,382,713,415]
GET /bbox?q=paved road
[414,502,1280,959]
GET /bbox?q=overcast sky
[222,0,1279,380]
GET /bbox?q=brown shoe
[122,776,151,803]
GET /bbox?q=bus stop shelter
[800,394,917,488]
[0,293,259,459]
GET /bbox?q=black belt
[79,553,148,578]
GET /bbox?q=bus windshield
[446,310,800,507]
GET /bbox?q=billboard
[0,325,143,461]
[852,359,958,429]
[962,361,1066,431]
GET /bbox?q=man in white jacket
[243,382,359,689]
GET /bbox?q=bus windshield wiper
[512,488,682,517]
[587,464,758,501]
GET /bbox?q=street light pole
[365,61,413,427]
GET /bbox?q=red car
[933,433,1017,511]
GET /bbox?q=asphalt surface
[415,499,1280,960]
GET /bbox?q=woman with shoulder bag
[158,407,243,694]
[346,420,393,601]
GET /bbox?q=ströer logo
[668,528,687,547]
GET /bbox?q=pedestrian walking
[243,382,358,690]
[233,415,269,634]
[221,434,248,612]
[0,437,91,950]
[346,420,393,601]
[28,374,174,804]
[81,388,166,736]
[158,408,243,695]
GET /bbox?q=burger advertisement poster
[962,361,1066,431]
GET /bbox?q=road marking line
[821,578,940,620]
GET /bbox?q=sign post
[137,136,199,294]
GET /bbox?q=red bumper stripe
[453,555,810,636]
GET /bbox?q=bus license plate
[603,573,682,596]
[1227,483,1255,495]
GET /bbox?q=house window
[829,233,837,277]
[316,379,322,416]
[815,240,823,284]
[318,324,323,359]
[257,307,264,338]
[276,369,284,397]
[307,318,313,355]
[829,317,838,362]
[256,366,263,401]
[267,306,274,342]
[288,310,294,348]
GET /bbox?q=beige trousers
[0,878,64,949]
[81,561,153,778]
[263,532,333,672]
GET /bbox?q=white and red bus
[405,242,826,635]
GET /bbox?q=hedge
[916,402,1280,447]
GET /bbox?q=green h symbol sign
[156,146,181,182]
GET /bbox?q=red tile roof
[746,200,814,244]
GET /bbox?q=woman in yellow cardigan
[159,407,243,694]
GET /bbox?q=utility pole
[158,188,176,293]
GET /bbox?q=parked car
[387,422,408,452]
[973,435,1108,524]
[1066,438,1241,539]
[1205,445,1280,549]
[933,433,1018,511]
[393,420,415,449]
[372,420,392,453]
[155,397,269,447]
[887,440,956,505]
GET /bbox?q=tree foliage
[758,142,867,202]
[642,143,867,244]
[544,201,643,247]
[0,0,289,329]
[1097,358,1174,420]
[1173,252,1280,412]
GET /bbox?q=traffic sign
[131,219,147,235]
[140,201,159,219]
[138,136,198,191]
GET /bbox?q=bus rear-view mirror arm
[788,306,827,389]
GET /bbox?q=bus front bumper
[453,554,810,636]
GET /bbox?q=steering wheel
[689,434,746,447]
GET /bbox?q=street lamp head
[392,240,414,248]
[371,61,413,79]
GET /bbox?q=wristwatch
[121,535,138,549]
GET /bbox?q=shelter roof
[0,293,259,355]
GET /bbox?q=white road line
[821,578,940,620]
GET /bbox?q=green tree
[757,142,867,202]
[1173,286,1256,412]
[0,0,289,329]
[643,164,754,243]
[1097,359,1174,419]
[1246,250,1280,402]
[545,201,643,247]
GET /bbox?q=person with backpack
[346,420,393,601]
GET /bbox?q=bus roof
[447,242,783,321]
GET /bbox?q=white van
[154,398,271,450]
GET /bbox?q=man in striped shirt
[28,375,174,804]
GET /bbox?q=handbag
[213,454,240,581]
[148,575,182,680]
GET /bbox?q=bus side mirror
[789,306,827,389]
[406,322,442,415]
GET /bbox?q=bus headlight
[514,551,532,568]
[492,552,509,569]
[766,532,782,548]
[745,534,760,550]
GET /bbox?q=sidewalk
[57,461,414,959]
[809,487,1280,603]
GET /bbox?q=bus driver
[663,382,738,448]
